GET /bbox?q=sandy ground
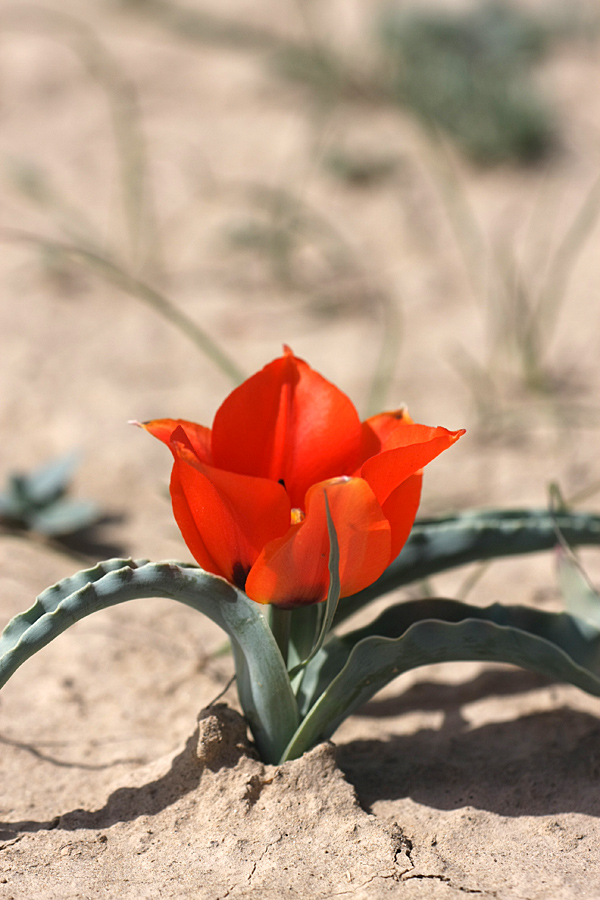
[1,1,600,897]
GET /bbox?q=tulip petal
[169,461,221,576]
[168,432,290,589]
[142,418,212,464]
[382,472,423,561]
[362,424,465,506]
[360,408,414,464]
[245,477,391,608]
[211,349,362,508]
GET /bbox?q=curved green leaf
[283,598,600,761]
[0,560,297,764]
[0,558,149,656]
[338,508,600,622]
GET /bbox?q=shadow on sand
[2,669,600,840]
[337,668,600,818]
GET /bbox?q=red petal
[211,349,362,508]
[361,424,465,506]
[360,408,414,464]
[168,434,290,589]
[142,418,212,464]
[169,461,222,576]
[381,472,423,561]
[245,477,391,608]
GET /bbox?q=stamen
[291,508,305,525]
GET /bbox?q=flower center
[291,508,305,525]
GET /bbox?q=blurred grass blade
[6,158,102,251]
[366,289,402,417]
[68,20,159,275]
[5,9,159,275]
[1,229,244,385]
[529,171,600,357]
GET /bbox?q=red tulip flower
[141,348,464,608]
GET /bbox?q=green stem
[268,607,293,668]
[287,605,320,669]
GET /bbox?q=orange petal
[141,418,212,464]
[211,348,362,508]
[360,408,414,464]
[169,432,290,589]
[381,472,423,562]
[245,477,391,608]
[361,424,465,506]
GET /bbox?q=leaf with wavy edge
[339,508,600,623]
[0,560,297,764]
[283,598,600,761]
[0,558,149,655]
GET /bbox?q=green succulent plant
[0,453,100,537]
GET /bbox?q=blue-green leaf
[0,475,30,518]
[0,558,148,657]
[557,545,600,638]
[23,452,81,506]
[338,508,600,623]
[282,598,600,761]
[29,499,100,535]
[0,560,297,764]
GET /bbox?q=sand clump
[0,706,409,899]
[2,701,600,899]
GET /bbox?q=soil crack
[403,872,499,896]
[246,832,286,883]
[390,823,414,876]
